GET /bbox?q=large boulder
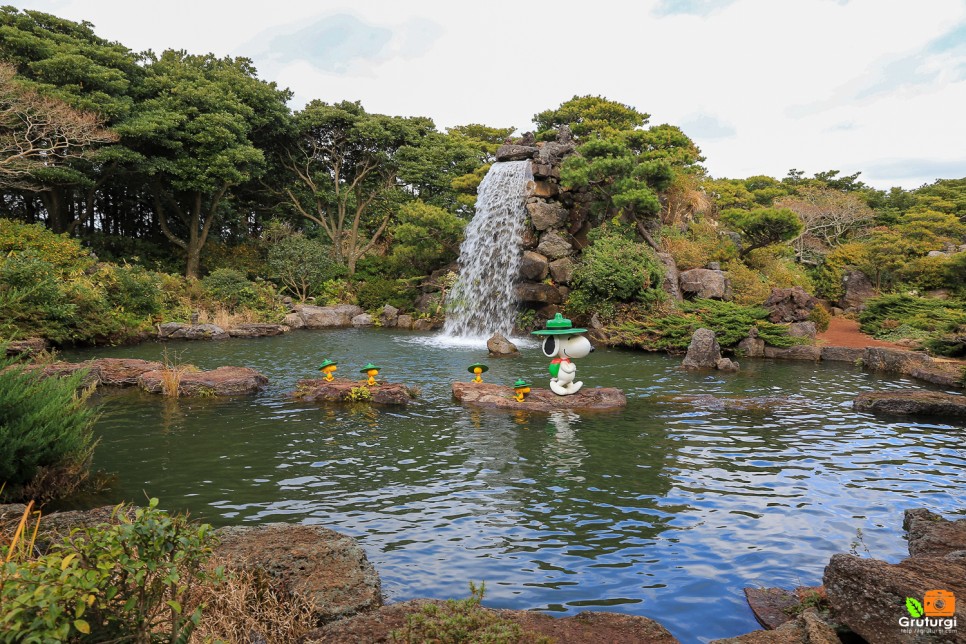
[452,382,626,412]
[679,268,730,300]
[396,314,414,330]
[215,523,381,625]
[788,321,817,339]
[710,608,839,644]
[305,599,678,644]
[298,304,364,328]
[549,256,575,285]
[515,281,563,304]
[838,269,876,311]
[527,201,569,231]
[93,358,164,386]
[519,250,550,281]
[736,328,765,358]
[487,332,518,357]
[536,230,574,259]
[226,323,289,338]
[158,322,229,340]
[853,390,966,418]
[351,313,374,327]
[494,144,538,161]
[904,508,966,558]
[657,252,683,301]
[294,379,414,406]
[283,311,305,329]
[138,366,268,396]
[824,554,966,644]
[379,304,399,328]
[681,328,721,369]
[764,287,817,323]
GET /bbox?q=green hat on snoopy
[531,313,587,336]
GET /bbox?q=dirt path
[815,317,907,349]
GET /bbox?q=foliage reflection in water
[63,329,966,643]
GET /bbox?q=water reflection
[61,331,966,643]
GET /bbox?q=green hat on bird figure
[360,362,380,385]
[467,362,488,383]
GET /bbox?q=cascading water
[441,160,533,341]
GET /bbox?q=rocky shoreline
[2,504,962,642]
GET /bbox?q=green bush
[610,299,801,351]
[571,230,663,305]
[356,277,416,311]
[0,356,97,502]
[0,253,76,342]
[201,268,259,311]
[0,499,217,642]
[390,582,550,644]
[859,294,966,354]
[107,264,164,318]
[267,235,342,301]
[807,303,831,332]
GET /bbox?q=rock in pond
[215,523,381,625]
[138,366,268,396]
[853,390,966,418]
[710,608,838,644]
[452,382,626,412]
[487,332,518,357]
[664,394,812,412]
[226,323,289,338]
[293,378,415,406]
[682,328,721,369]
[158,322,229,340]
[304,599,679,644]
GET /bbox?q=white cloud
[7,0,966,188]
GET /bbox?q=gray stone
[283,312,305,329]
[820,346,864,362]
[527,201,569,231]
[788,321,817,338]
[716,357,740,372]
[736,336,765,358]
[536,230,574,259]
[379,304,399,328]
[487,332,518,357]
[215,523,381,625]
[904,508,966,558]
[495,144,538,161]
[163,323,229,340]
[227,323,289,338]
[838,269,875,311]
[412,318,433,331]
[549,256,575,285]
[853,390,966,418]
[519,251,550,281]
[679,268,730,300]
[657,252,683,301]
[515,282,563,304]
[299,304,364,328]
[532,180,559,198]
[396,314,414,329]
[351,313,374,327]
[765,287,817,323]
[763,345,822,360]
[682,328,721,369]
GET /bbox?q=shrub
[201,268,259,311]
[0,356,97,502]
[357,277,416,311]
[808,304,831,332]
[723,260,772,306]
[0,220,92,271]
[107,264,164,317]
[0,499,217,642]
[661,220,738,270]
[859,294,966,354]
[897,254,956,291]
[571,230,663,304]
[267,235,342,301]
[609,299,801,351]
[390,582,550,644]
[0,253,76,342]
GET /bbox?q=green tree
[122,50,293,278]
[389,200,466,276]
[267,234,340,301]
[720,207,803,257]
[281,100,433,275]
[534,95,648,141]
[0,7,142,234]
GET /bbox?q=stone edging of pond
[292,378,416,406]
[452,381,627,412]
[16,358,269,397]
[4,504,961,643]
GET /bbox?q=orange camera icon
[924,590,956,617]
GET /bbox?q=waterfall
[441,160,533,340]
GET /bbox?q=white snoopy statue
[532,313,594,396]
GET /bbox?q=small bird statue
[318,359,338,382]
[360,362,380,386]
[467,363,488,384]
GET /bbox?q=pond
[62,329,966,643]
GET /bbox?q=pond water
[63,329,966,643]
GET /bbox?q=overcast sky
[13,0,966,189]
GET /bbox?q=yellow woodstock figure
[467,363,488,384]
[513,379,532,402]
[360,362,380,386]
[318,359,338,382]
